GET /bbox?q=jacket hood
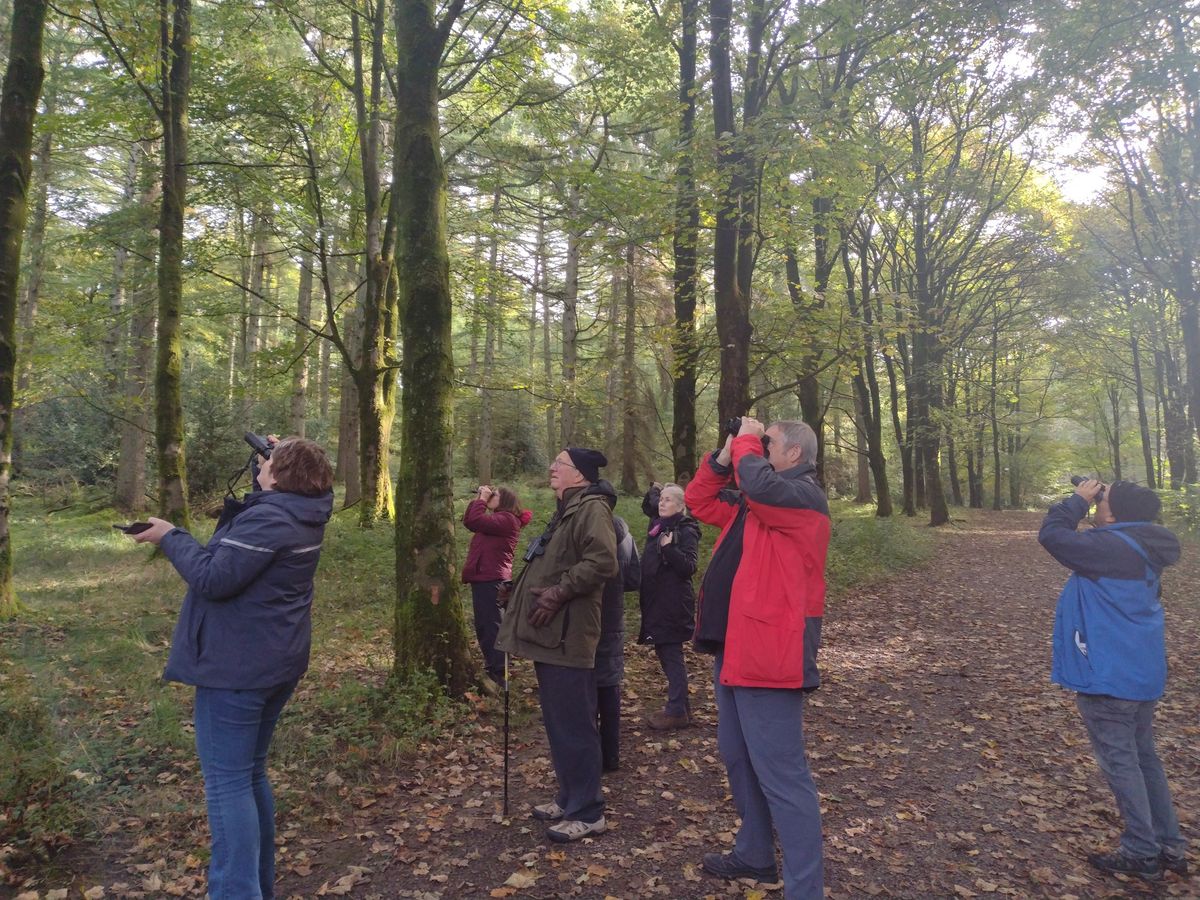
[585,478,619,509]
[1111,522,1181,570]
[248,488,335,527]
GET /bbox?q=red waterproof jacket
[685,434,830,689]
[461,500,533,583]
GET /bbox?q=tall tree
[153,0,191,524]
[392,0,474,693]
[0,0,46,615]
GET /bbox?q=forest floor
[7,507,1200,899]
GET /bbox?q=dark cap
[1107,481,1161,523]
[566,447,607,483]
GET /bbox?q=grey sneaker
[1161,852,1189,876]
[1087,848,1163,881]
[546,816,607,843]
[702,850,779,882]
[531,801,564,821]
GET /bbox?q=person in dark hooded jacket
[132,437,334,900]
[1039,478,1186,882]
[595,509,640,771]
[638,482,700,729]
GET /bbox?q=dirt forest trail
[260,508,1200,900]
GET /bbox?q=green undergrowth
[0,487,932,877]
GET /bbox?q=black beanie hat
[1107,481,1161,523]
[566,447,607,483]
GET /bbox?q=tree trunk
[290,245,313,438]
[1130,334,1155,488]
[537,207,554,457]
[670,0,699,483]
[114,141,159,513]
[603,265,620,462]
[946,369,963,506]
[620,241,638,493]
[391,0,474,694]
[709,0,751,423]
[477,187,501,484]
[1107,383,1122,481]
[559,186,580,447]
[0,0,45,615]
[336,296,362,504]
[154,0,191,526]
[990,312,1003,510]
[15,51,50,398]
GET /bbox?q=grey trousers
[654,642,690,717]
[714,654,823,899]
[1076,693,1186,860]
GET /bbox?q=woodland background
[1,0,1199,890]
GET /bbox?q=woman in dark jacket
[639,482,700,730]
[462,485,532,684]
[131,437,334,900]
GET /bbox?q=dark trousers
[535,661,604,823]
[654,642,690,717]
[597,685,620,771]
[470,582,505,681]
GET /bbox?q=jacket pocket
[192,610,208,660]
[514,604,568,650]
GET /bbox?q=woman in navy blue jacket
[132,438,334,900]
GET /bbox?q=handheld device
[112,522,153,535]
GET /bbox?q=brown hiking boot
[647,710,690,730]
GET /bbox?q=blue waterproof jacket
[161,488,334,689]
[1039,494,1180,701]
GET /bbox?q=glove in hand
[527,584,569,628]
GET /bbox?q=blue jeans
[1076,694,1186,860]
[194,680,298,900]
[714,654,823,899]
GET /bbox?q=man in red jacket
[685,417,830,900]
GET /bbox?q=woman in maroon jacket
[463,485,533,683]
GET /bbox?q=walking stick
[503,650,510,818]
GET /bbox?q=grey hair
[660,483,685,504]
[771,420,817,464]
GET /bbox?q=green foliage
[0,674,79,862]
[1158,486,1200,538]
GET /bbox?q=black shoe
[1162,852,1189,876]
[1087,849,1163,881]
[602,758,620,773]
[702,851,778,882]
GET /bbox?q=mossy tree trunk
[670,0,699,482]
[0,0,46,616]
[154,0,190,526]
[391,0,473,694]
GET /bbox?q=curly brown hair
[269,438,334,496]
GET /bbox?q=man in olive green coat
[497,447,618,843]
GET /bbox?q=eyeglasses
[549,459,578,471]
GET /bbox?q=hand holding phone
[113,522,153,535]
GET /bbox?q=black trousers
[534,661,604,823]
[470,582,505,680]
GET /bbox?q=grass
[0,482,934,878]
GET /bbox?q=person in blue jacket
[131,437,334,900]
[1038,478,1186,882]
